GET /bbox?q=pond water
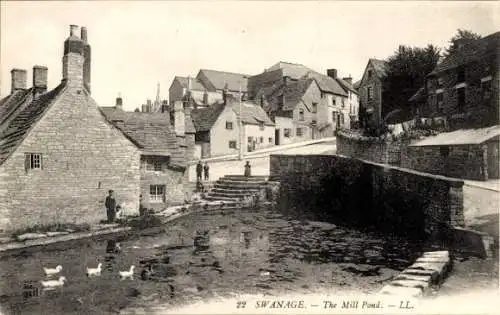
[0,207,422,315]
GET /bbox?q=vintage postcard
[0,1,498,314]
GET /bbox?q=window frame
[298,109,305,121]
[296,128,303,137]
[457,87,466,110]
[229,140,237,149]
[367,86,373,101]
[149,185,165,203]
[312,102,317,113]
[27,153,42,170]
[284,128,291,138]
[225,121,233,130]
[145,156,163,172]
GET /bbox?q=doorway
[275,129,280,145]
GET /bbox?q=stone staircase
[203,175,269,201]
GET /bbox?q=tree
[134,108,140,112]
[383,44,441,121]
[444,29,482,57]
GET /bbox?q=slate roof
[429,31,500,75]
[190,98,274,133]
[0,83,66,166]
[100,107,187,167]
[267,78,315,111]
[410,125,500,146]
[173,76,206,91]
[369,59,389,78]
[336,77,359,94]
[353,80,361,90]
[0,88,34,131]
[197,69,250,92]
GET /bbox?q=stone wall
[401,144,489,181]
[270,154,464,242]
[336,131,408,165]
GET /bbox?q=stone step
[208,192,253,199]
[211,188,262,194]
[390,279,430,291]
[223,175,269,180]
[203,195,240,202]
[214,182,266,189]
[218,179,268,185]
[379,284,423,297]
[401,269,440,283]
[221,176,268,183]
[395,274,432,283]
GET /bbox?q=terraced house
[248,62,359,145]
[0,26,141,232]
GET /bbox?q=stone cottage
[0,25,141,232]
[357,59,389,127]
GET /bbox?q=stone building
[0,25,141,232]
[417,31,500,130]
[101,96,195,209]
[248,61,359,143]
[357,59,389,127]
[189,89,275,159]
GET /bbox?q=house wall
[270,154,464,242]
[169,79,185,105]
[359,62,384,126]
[401,144,490,181]
[243,124,275,152]
[274,116,295,145]
[190,90,223,107]
[348,91,360,126]
[209,107,240,157]
[0,86,141,232]
[425,54,499,130]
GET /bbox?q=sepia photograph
[0,1,498,314]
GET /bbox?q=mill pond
[0,206,424,315]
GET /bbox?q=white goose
[41,276,66,289]
[119,265,135,280]
[43,265,63,276]
[86,263,102,277]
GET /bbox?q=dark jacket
[105,196,116,211]
[196,163,203,174]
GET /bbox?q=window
[259,137,263,143]
[268,137,273,143]
[437,77,444,89]
[229,140,237,149]
[296,128,303,137]
[225,121,233,130]
[368,70,373,79]
[457,87,466,110]
[149,185,165,203]
[312,119,317,125]
[437,92,444,111]
[145,156,163,171]
[457,66,466,83]
[367,86,374,101]
[278,95,284,106]
[299,109,304,121]
[312,103,317,113]
[332,97,336,106]
[284,128,291,138]
[248,137,253,143]
[26,153,42,170]
[259,122,265,131]
[482,79,492,100]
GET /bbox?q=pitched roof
[0,84,66,166]
[173,76,206,91]
[261,78,315,111]
[197,69,250,92]
[267,62,311,79]
[191,98,274,132]
[410,125,500,146]
[336,77,358,94]
[0,88,34,132]
[429,31,500,75]
[369,59,389,78]
[100,107,187,166]
[408,87,426,103]
[353,80,361,90]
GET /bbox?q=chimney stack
[81,27,87,42]
[116,93,123,110]
[70,25,79,37]
[327,69,338,79]
[187,76,192,91]
[33,65,48,93]
[11,69,27,93]
[81,26,91,94]
[62,25,85,87]
[342,76,353,85]
[174,101,185,136]
[223,83,229,105]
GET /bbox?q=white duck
[119,265,135,280]
[86,263,102,277]
[41,276,66,289]
[43,265,63,276]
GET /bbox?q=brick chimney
[174,101,185,136]
[342,76,353,85]
[116,93,123,110]
[33,65,48,93]
[11,69,27,93]
[62,25,84,87]
[81,26,91,94]
[327,69,338,79]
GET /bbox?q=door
[275,129,280,145]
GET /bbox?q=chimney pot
[147,99,152,106]
[33,65,48,92]
[11,69,28,93]
[327,69,338,79]
[116,93,123,109]
[81,27,87,42]
[342,76,353,85]
[70,25,79,37]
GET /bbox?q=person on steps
[196,161,203,182]
[244,161,251,177]
[203,162,210,181]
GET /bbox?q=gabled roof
[336,77,358,94]
[197,69,250,92]
[429,31,500,75]
[408,87,426,103]
[353,80,361,90]
[100,107,187,166]
[267,62,311,79]
[0,84,66,166]
[369,59,389,78]
[173,76,206,91]
[0,88,34,131]
[410,125,500,146]
[259,77,316,111]
[190,98,274,133]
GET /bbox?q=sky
[1,1,498,111]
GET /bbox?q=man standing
[105,190,117,223]
[196,161,203,182]
[244,161,252,177]
[203,162,210,181]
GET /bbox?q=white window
[26,153,42,170]
[296,128,303,137]
[149,185,165,203]
[268,137,273,143]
